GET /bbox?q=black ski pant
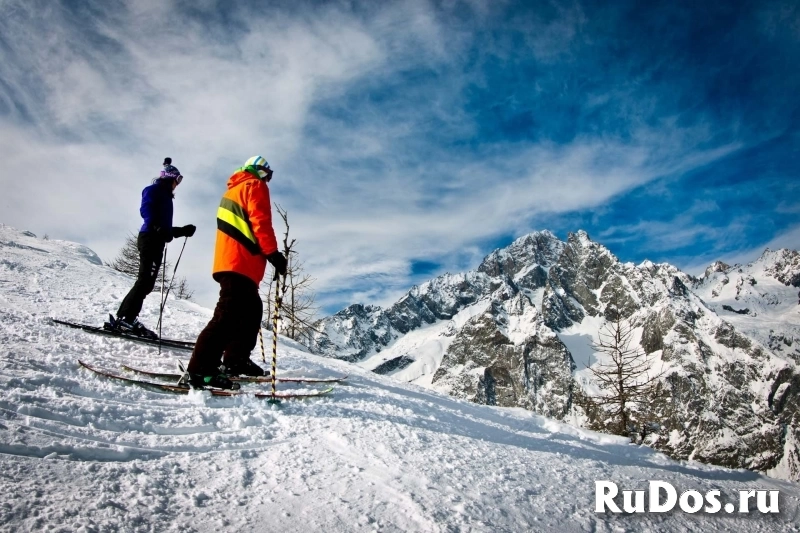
[116,232,165,322]
[188,272,263,374]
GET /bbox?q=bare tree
[283,255,319,342]
[109,232,193,300]
[585,291,665,440]
[172,277,194,301]
[260,205,320,342]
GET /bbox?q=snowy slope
[693,251,800,364]
[1,224,799,532]
[357,300,490,386]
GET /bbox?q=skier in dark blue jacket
[107,158,196,338]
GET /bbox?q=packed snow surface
[1,224,799,532]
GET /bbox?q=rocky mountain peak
[703,260,731,278]
[477,229,564,278]
[759,248,800,287]
[305,229,800,482]
[567,229,593,245]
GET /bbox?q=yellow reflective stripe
[216,206,257,244]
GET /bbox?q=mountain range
[305,230,800,481]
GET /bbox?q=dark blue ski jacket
[139,180,174,236]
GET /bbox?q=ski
[208,386,334,399]
[79,360,335,399]
[53,318,195,351]
[79,359,194,393]
[121,363,348,384]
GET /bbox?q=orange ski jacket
[213,168,278,285]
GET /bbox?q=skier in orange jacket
[186,156,287,389]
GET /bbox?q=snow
[557,315,606,395]
[358,300,490,387]
[1,223,800,532]
[693,253,800,365]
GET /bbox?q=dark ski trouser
[117,232,165,322]
[188,272,263,374]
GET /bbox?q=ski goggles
[256,165,273,181]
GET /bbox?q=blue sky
[0,0,797,316]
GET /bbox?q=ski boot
[177,361,240,390]
[117,316,158,340]
[187,372,240,390]
[105,314,157,339]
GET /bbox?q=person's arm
[247,181,279,256]
[139,187,153,226]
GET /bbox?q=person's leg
[221,279,264,372]
[117,233,163,322]
[188,273,257,374]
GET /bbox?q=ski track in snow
[1,225,800,532]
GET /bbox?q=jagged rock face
[541,282,585,330]
[658,249,800,481]
[547,231,615,319]
[306,229,800,481]
[599,276,638,320]
[629,292,793,474]
[763,249,800,287]
[389,272,500,332]
[308,303,393,362]
[372,355,414,374]
[477,230,564,279]
[652,359,787,473]
[539,231,696,330]
[307,272,500,360]
[641,308,676,354]
[767,370,800,477]
[431,294,575,418]
[704,260,731,278]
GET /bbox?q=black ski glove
[173,224,196,238]
[266,251,287,280]
[156,226,173,243]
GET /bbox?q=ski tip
[78,359,96,371]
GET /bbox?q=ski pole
[271,273,283,397]
[259,280,271,365]
[157,237,188,332]
[259,326,266,364]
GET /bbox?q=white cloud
[682,224,800,274]
[0,0,760,315]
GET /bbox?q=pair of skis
[79,360,345,399]
[57,318,342,400]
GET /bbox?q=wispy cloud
[0,0,797,315]
[679,222,800,276]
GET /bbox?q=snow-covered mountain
[3,223,800,531]
[307,230,800,482]
[693,249,800,364]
